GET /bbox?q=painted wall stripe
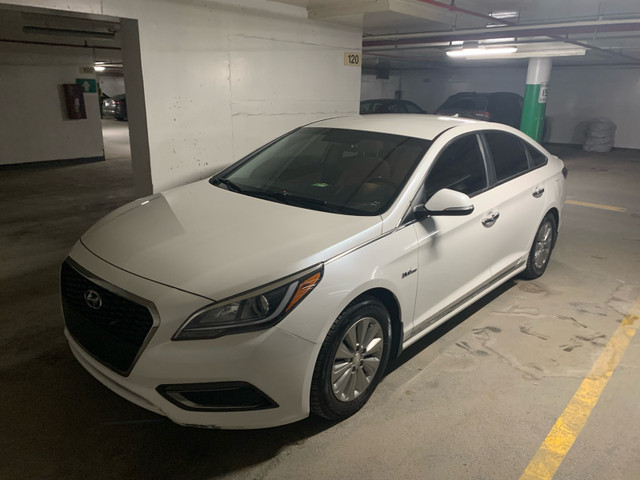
[565,199,627,213]
[520,295,640,480]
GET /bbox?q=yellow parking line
[519,295,640,480]
[566,200,627,213]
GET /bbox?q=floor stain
[527,363,544,372]
[455,341,488,357]
[575,334,607,346]
[560,340,582,352]
[558,315,588,329]
[560,333,606,352]
[570,302,609,317]
[494,305,540,317]
[518,282,548,294]
[520,325,550,340]
[472,326,502,334]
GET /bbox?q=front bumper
[66,325,316,429]
[63,242,318,429]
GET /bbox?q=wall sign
[344,52,361,66]
[538,82,549,104]
[62,84,87,120]
[76,78,97,93]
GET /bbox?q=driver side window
[425,134,487,200]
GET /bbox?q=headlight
[174,265,323,340]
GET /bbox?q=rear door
[480,130,550,276]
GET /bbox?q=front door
[411,133,497,338]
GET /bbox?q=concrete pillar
[120,18,153,196]
[520,57,552,142]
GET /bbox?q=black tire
[520,213,557,279]
[310,295,391,420]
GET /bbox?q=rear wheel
[521,213,557,279]
[310,296,391,420]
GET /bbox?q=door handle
[532,187,545,198]
[482,212,500,228]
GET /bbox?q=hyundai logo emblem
[84,289,103,310]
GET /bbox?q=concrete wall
[0,61,104,165]
[1,0,362,194]
[377,65,640,149]
[361,73,401,101]
[546,66,640,147]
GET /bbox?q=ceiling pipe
[363,19,640,44]
[363,0,640,64]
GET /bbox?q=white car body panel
[81,181,382,300]
[61,115,566,429]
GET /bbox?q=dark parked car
[102,94,127,121]
[99,93,109,118]
[435,92,523,128]
[360,98,426,114]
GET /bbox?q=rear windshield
[211,127,431,216]
[440,96,488,111]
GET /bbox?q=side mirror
[413,188,474,217]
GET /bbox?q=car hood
[80,180,382,300]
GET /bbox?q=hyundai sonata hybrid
[61,115,566,429]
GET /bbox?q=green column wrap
[520,83,548,142]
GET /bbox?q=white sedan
[61,115,566,429]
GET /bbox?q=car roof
[361,98,413,103]
[448,91,522,99]
[306,114,480,141]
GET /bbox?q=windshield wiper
[213,180,338,212]
[214,178,244,193]
[248,190,334,209]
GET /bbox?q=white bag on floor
[583,118,616,152]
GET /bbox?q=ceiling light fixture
[489,10,519,20]
[23,26,116,39]
[446,46,518,58]
[94,66,106,72]
[483,37,516,44]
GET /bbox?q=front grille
[60,261,154,375]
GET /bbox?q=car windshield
[211,127,430,216]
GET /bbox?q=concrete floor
[1,121,639,479]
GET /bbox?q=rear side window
[360,102,372,114]
[404,102,424,113]
[425,134,487,199]
[527,144,548,168]
[484,131,529,182]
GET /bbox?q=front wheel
[521,213,557,279]
[310,296,391,420]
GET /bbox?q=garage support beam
[520,57,552,142]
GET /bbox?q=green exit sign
[76,78,97,93]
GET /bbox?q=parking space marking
[519,295,640,480]
[565,200,627,213]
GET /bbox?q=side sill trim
[404,260,524,343]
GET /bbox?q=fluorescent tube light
[446,46,518,58]
[489,11,518,20]
[483,37,516,44]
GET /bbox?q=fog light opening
[157,381,278,412]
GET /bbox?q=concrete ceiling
[2,1,640,73]
[276,0,640,69]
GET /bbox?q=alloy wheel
[331,316,384,402]
[533,221,553,270]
